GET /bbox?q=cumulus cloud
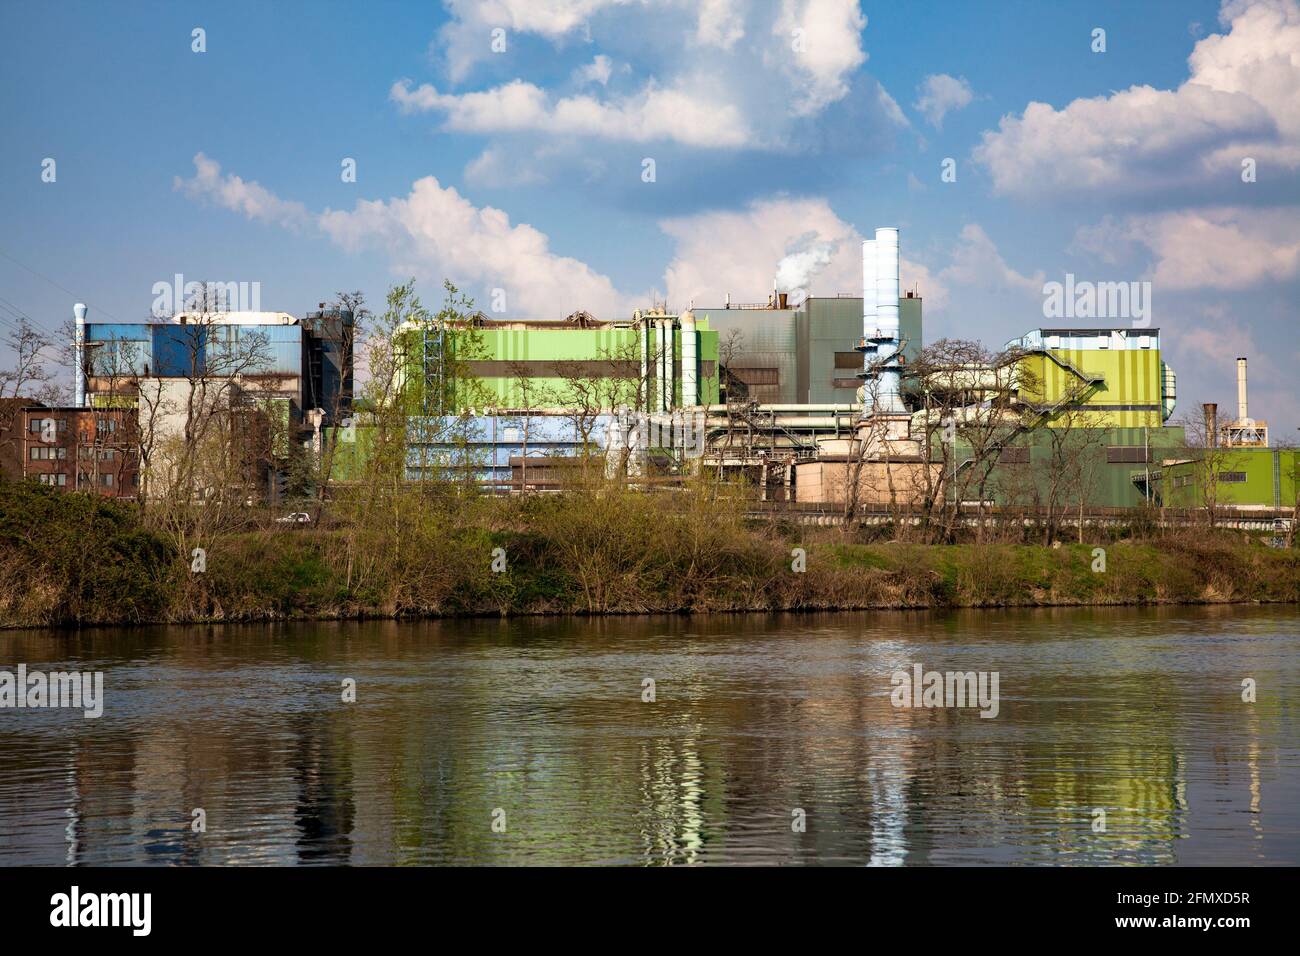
[771,0,868,115]
[176,153,628,318]
[937,224,1045,296]
[659,198,861,307]
[914,74,974,129]
[316,179,631,319]
[1072,208,1300,290]
[391,77,751,147]
[172,153,311,230]
[411,0,880,157]
[696,0,746,50]
[438,0,634,81]
[658,197,946,309]
[178,156,1016,330]
[973,0,1300,196]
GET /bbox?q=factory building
[395,310,720,413]
[693,293,922,405]
[21,303,355,501]
[81,307,353,428]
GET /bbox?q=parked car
[275,512,312,524]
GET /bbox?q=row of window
[30,447,67,460]
[28,418,67,433]
[27,418,120,434]
[34,472,120,487]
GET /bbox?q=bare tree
[907,339,1038,542]
[1176,409,1233,528]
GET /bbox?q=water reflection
[0,605,1297,865]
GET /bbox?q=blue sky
[2,0,1297,435]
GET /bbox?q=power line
[0,245,128,326]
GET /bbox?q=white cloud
[172,153,311,230]
[914,74,974,129]
[657,197,945,309]
[974,0,1300,196]
[438,0,633,81]
[176,153,628,319]
[573,54,614,86]
[1072,208,1300,290]
[463,147,547,187]
[415,0,876,156]
[177,155,997,332]
[391,78,751,147]
[771,0,868,115]
[937,224,1044,296]
[659,198,861,307]
[316,178,629,319]
[695,0,745,50]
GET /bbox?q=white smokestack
[1237,356,1249,423]
[74,303,87,407]
[862,239,877,344]
[873,227,904,414]
[682,310,698,407]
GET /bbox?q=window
[730,367,779,385]
[30,447,38,460]
[28,420,40,433]
[101,474,114,487]
[834,351,862,369]
[1219,471,1248,484]
[58,473,66,487]
[1107,446,1150,463]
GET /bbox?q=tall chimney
[1236,357,1249,422]
[1203,402,1218,447]
[873,227,904,414]
[74,303,87,407]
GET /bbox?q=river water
[1,606,1297,866]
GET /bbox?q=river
[1,606,1297,865]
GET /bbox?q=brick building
[20,406,139,497]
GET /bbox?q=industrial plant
[9,228,1296,521]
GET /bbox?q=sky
[1,0,1297,435]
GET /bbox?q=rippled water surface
[1,606,1297,865]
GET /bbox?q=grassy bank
[3,480,1299,628]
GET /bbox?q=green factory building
[694,293,923,405]
[396,311,720,412]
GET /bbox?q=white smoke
[774,235,837,303]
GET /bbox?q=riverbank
[4,480,1299,628]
